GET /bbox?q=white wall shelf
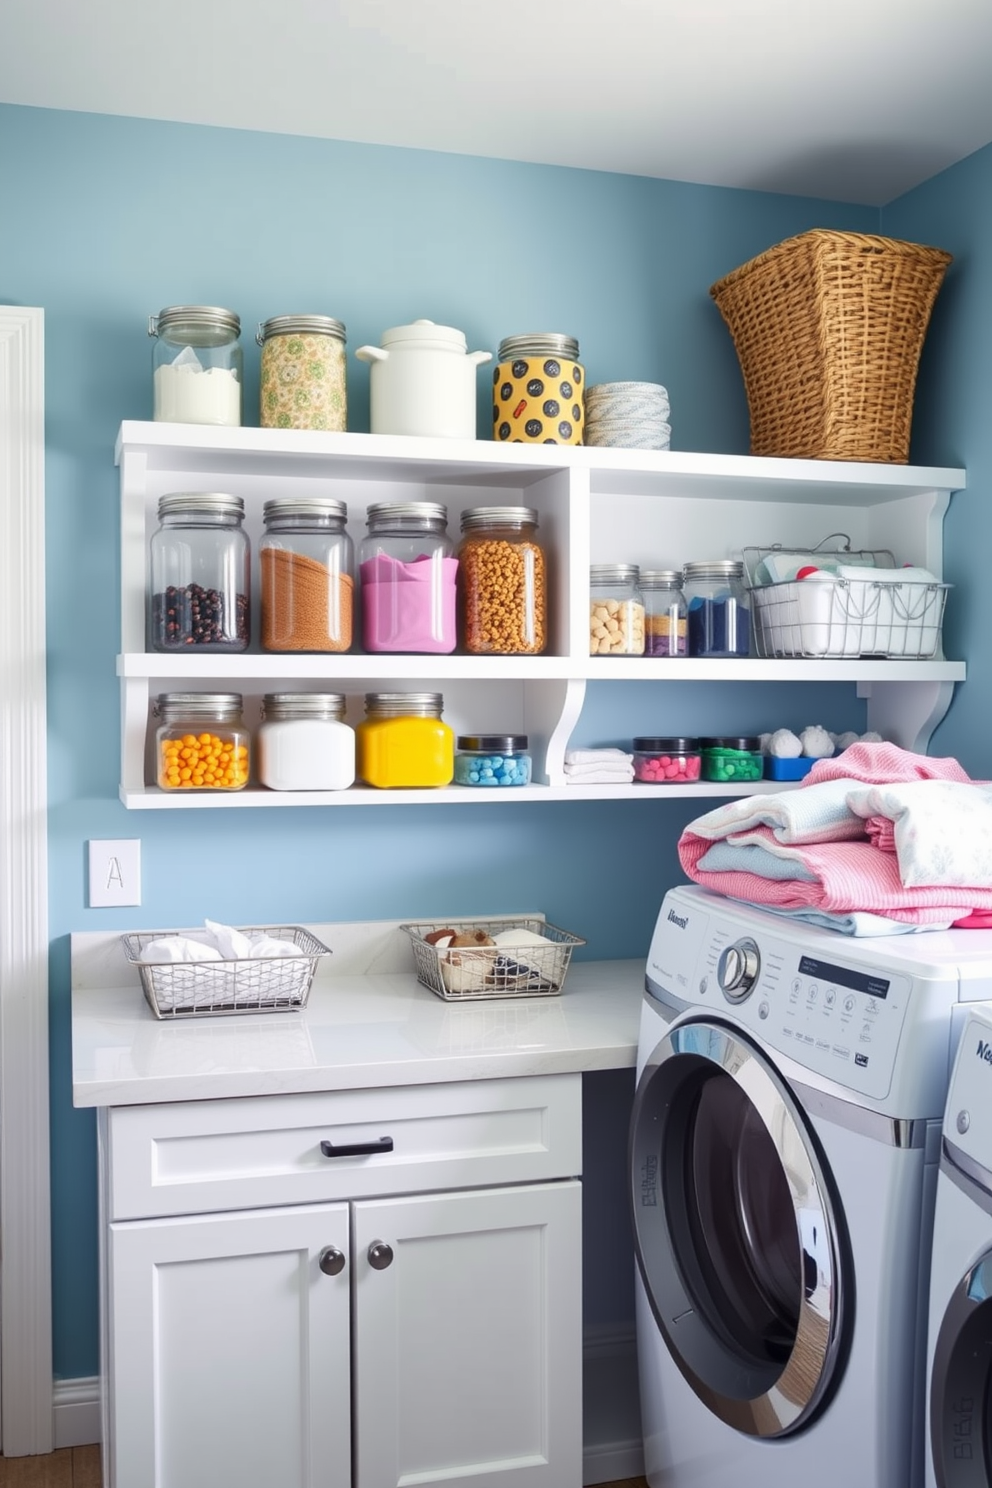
[116,422,967,809]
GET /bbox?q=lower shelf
[119,780,795,808]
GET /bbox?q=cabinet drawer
[105,1074,582,1219]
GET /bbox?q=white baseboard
[54,1334,647,1481]
[583,1323,644,1484]
[53,1377,101,1449]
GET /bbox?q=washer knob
[717,938,760,1003]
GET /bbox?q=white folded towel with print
[845,781,992,887]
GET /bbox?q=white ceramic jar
[355,319,491,439]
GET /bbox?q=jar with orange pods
[154,693,251,792]
[457,506,548,654]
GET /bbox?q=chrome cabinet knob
[318,1245,346,1276]
[368,1240,394,1270]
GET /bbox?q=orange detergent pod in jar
[154,692,251,791]
[493,334,584,444]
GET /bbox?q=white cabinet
[116,422,967,808]
[99,1076,583,1488]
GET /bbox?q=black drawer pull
[320,1136,394,1158]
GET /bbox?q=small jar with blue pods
[454,735,532,787]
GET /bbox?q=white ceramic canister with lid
[257,693,355,791]
[354,320,492,439]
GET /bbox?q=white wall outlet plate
[88,839,141,908]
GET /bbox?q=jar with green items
[699,736,763,783]
[257,315,347,431]
[356,693,454,788]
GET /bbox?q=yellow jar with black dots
[493,333,584,444]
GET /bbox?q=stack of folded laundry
[564,747,635,784]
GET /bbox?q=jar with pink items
[359,502,457,653]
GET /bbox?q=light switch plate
[88,839,141,908]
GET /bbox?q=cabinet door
[107,1203,350,1488]
[352,1180,582,1488]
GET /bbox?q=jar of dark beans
[149,492,250,651]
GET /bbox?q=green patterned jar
[257,315,347,431]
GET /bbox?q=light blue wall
[5,100,960,1380]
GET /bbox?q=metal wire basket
[400,917,585,1002]
[120,926,331,1019]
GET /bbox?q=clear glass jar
[154,692,250,792]
[359,502,457,654]
[260,497,354,653]
[699,736,764,783]
[493,334,584,444]
[356,692,454,788]
[589,564,645,655]
[454,735,532,787]
[632,736,701,783]
[149,493,250,652]
[640,570,688,657]
[257,693,355,791]
[459,506,547,655]
[257,315,347,431]
[683,560,751,658]
[149,305,242,426]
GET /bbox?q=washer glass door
[630,1016,848,1437]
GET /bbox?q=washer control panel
[647,891,914,1100]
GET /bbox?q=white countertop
[71,919,644,1107]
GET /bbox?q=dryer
[630,884,992,1488]
[926,1007,992,1488]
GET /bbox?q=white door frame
[0,305,53,1454]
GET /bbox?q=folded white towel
[565,748,633,765]
[564,767,634,784]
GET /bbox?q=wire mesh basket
[400,916,585,1002]
[121,926,331,1019]
[742,540,949,659]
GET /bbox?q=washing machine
[630,883,992,1488]
[925,1006,992,1488]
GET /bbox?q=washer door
[630,1016,848,1437]
[929,1246,992,1486]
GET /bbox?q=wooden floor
[0,1452,644,1488]
[0,1451,100,1488]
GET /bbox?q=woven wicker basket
[710,230,951,463]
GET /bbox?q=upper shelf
[116,422,967,508]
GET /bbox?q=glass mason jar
[589,564,645,655]
[493,334,584,445]
[154,692,250,792]
[149,493,250,652]
[149,305,242,426]
[454,735,532,787]
[458,506,547,655]
[257,315,347,431]
[257,693,355,791]
[359,502,457,654]
[683,560,751,658]
[260,497,354,653]
[640,569,688,657]
[356,692,454,788]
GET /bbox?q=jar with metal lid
[257,315,347,431]
[260,498,354,653]
[359,502,457,653]
[699,736,763,782]
[640,570,687,657]
[149,493,250,652]
[257,694,355,791]
[589,564,645,655]
[632,737,701,783]
[458,507,547,655]
[493,334,584,445]
[149,305,242,426]
[683,560,751,658]
[154,693,250,792]
[454,735,532,787]
[356,693,454,788]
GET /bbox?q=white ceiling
[3,0,992,206]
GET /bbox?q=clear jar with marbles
[257,315,347,431]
